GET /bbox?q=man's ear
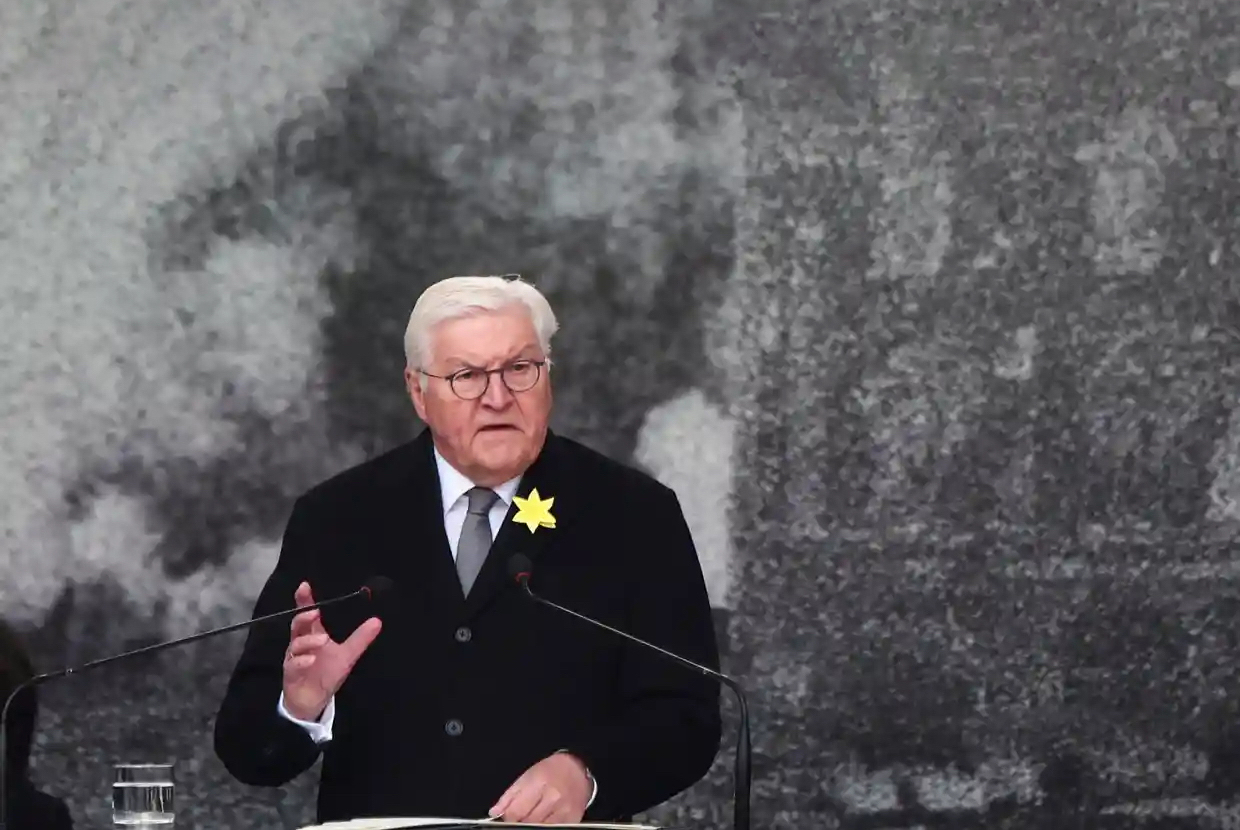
[406,368,428,421]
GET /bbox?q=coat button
[445,719,464,737]
[454,626,472,643]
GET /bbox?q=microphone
[0,575,393,830]
[506,554,751,830]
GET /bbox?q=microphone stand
[0,584,379,830]
[515,576,751,830]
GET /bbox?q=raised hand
[282,581,382,721]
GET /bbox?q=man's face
[406,306,552,486]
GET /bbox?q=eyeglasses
[420,359,548,401]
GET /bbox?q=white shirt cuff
[277,692,335,743]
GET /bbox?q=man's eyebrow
[439,347,542,369]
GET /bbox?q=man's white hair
[404,274,559,369]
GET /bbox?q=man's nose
[481,374,514,408]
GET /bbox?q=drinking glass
[112,762,174,826]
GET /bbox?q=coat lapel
[390,429,463,603]
[462,432,573,619]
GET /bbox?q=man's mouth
[478,424,519,433]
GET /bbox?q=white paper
[300,818,659,830]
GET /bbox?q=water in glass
[112,762,174,826]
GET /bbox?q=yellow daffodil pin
[512,488,556,533]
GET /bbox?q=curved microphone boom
[506,554,751,830]
[0,575,393,830]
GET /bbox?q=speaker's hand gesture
[281,581,382,721]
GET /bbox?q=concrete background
[3,1,1240,827]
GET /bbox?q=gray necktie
[456,487,500,596]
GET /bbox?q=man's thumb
[341,617,382,666]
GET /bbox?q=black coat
[8,778,73,830]
[213,429,722,823]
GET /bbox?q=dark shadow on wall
[288,84,738,467]
[65,7,739,589]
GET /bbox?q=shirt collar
[433,446,523,513]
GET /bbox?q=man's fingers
[498,781,545,823]
[489,779,521,818]
[523,788,560,824]
[285,654,316,671]
[290,582,327,638]
[340,617,382,666]
[287,632,329,657]
[548,804,579,824]
[294,581,316,607]
[290,607,323,639]
[490,772,532,819]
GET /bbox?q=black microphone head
[507,554,533,584]
[362,575,395,599]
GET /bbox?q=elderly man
[214,275,722,824]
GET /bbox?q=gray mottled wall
[3,1,1240,828]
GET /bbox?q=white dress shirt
[274,448,597,805]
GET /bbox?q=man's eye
[453,369,480,381]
